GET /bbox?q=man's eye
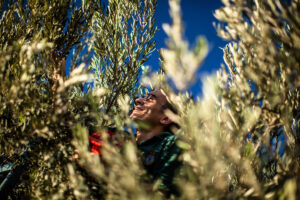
[140,94,155,101]
[147,95,155,101]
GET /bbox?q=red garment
[89,130,117,156]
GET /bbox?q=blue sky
[147,0,227,97]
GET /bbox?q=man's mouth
[130,106,145,119]
[134,106,144,111]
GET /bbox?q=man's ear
[160,116,173,125]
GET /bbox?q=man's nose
[135,97,144,105]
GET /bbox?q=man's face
[130,90,168,127]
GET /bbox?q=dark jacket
[137,132,182,196]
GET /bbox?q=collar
[137,132,174,146]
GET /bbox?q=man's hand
[72,149,80,161]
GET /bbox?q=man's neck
[136,126,165,143]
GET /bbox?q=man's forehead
[149,90,167,103]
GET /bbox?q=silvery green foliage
[68,1,161,199]
[74,0,300,198]
[1,0,299,199]
[0,0,99,198]
[89,0,157,118]
[213,0,299,198]
[161,0,208,91]
[140,0,300,199]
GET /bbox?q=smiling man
[130,89,181,196]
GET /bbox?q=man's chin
[130,116,142,122]
[129,113,137,120]
[130,112,143,120]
